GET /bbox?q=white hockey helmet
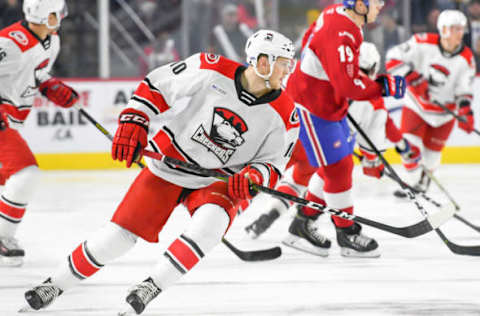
[245,29,295,87]
[23,0,68,30]
[437,10,467,38]
[359,41,380,79]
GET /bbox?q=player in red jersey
[386,10,476,197]
[0,0,77,266]
[23,30,299,315]
[244,42,420,257]
[279,0,406,258]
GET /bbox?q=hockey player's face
[365,0,384,23]
[270,57,294,89]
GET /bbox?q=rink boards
[19,78,480,169]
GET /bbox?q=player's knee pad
[2,166,39,204]
[86,222,138,265]
[184,204,229,253]
[306,172,325,199]
[423,148,442,171]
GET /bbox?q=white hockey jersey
[0,21,60,128]
[348,97,403,153]
[128,53,300,189]
[386,33,475,127]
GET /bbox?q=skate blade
[340,247,380,258]
[18,305,33,313]
[118,303,137,316]
[282,235,329,257]
[0,256,24,267]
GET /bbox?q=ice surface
[1,165,479,316]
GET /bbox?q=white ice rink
[1,164,480,316]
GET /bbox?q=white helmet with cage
[437,9,467,38]
[23,0,68,30]
[359,41,380,79]
[245,29,295,88]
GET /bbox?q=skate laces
[349,233,371,248]
[1,237,20,250]
[306,220,327,242]
[132,280,160,304]
[35,284,61,305]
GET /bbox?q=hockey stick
[421,167,480,233]
[75,105,280,262]
[348,114,480,256]
[352,152,445,209]
[433,102,480,136]
[142,149,452,238]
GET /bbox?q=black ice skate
[394,170,431,198]
[245,209,280,239]
[23,278,63,311]
[122,277,161,315]
[0,236,25,266]
[336,223,380,258]
[282,208,331,257]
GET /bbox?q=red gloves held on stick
[227,165,264,200]
[112,108,149,167]
[359,148,384,179]
[39,78,78,108]
[458,106,475,134]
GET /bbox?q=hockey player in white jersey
[0,0,77,266]
[245,42,420,255]
[23,30,298,314]
[386,9,476,196]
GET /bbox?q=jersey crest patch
[9,30,28,46]
[191,107,248,164]
[205,53,220,64]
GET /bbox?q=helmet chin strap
[46,13,62,30]
[353,1,369,23]
[253,59,277,89]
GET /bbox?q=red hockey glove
[376,74,406,99]
[405,71,429,100]
[112,108,149,168]
[39,78,79,108]
[359,148,384,179]
[227,165,263,200]
[0,110,8,131]
[395,138,421,171]
[458,106,475,134]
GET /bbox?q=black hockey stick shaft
[348,114,480,256]
[75,105,280,261]
[143,150,450,238]
[433,102,480,136]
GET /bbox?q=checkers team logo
[191,107,248,164]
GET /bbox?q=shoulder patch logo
[205,53,220,64]
[191,107,248,164]
[289,108,300,125]
[9,31,28,46]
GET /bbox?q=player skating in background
[244,42,420,255]
[0,0,78,266]
[386,9,476,197]
[270,0,406,258]
[23,30,298,315]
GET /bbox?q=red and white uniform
[0,21,60,128]
[386,33,475,128]
[130,53,299,189]
[288,4,382,121]
[348,97,403,151]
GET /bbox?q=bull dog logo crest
[191,107,248,163]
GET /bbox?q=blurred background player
[244,42,419,255]
[0,0,78,266]
[275,0,406,258]
[23,30,298,315]
[386,9,476,197]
